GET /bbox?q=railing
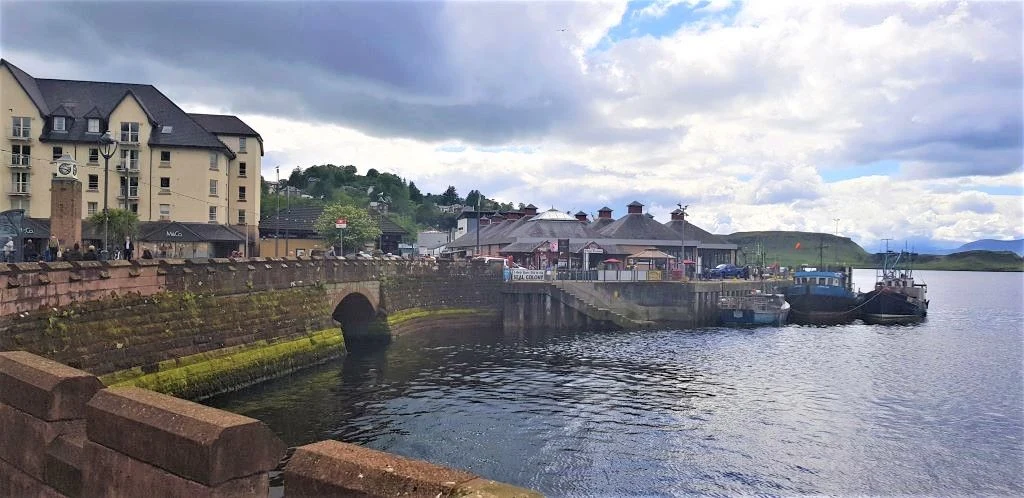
[117,162,140,173]
[8,127,32,141]
[507,268,677,282]
[8,154,30,168]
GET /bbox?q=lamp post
[98,131,118,261]
[678,203,688,279]
[275,165,280,257]
[475,192,481,257]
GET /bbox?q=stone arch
[332,292,388,348]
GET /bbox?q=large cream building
[0,59,262,257]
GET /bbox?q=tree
[465,190,482,209]
[408,181,423,203]
[87,208,139,250]
[365,168,380,178]
[314,204,381,253]
[439,185,461,206]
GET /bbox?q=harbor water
[207,270,1024,496]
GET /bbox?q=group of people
[1,235,155,263]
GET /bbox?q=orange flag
[794,242,802,249]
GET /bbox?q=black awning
[139,221,205,242]
[22,217,51,239]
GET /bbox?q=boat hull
[719,308,789,327]
[858,289,927,325]
[785,286,859,325]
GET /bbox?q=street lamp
[678,203,688,278]
[98,131,118,261]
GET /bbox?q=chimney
[670,209,685,221]
[597,207,613,219]
[627,201,644,215]
[479,216,491,227]
[574,211,588,222]
[523,204,538,216]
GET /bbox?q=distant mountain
[952,239,1024,256]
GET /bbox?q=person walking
[23,239,38,262]
[123,236,135,260]
[3,237,13,262]
[47,236,59,263]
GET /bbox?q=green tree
[87,208,139,250]
[439,185,461,206]
[408,181,423,203]
[365,168,380,178]
[314,204,381,253]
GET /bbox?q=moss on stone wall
[102,329,345,401]
[386,307,495,327]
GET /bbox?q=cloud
[2,0,1021,246]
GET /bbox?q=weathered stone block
[80,441,269,498]
[0,351,103,421]
[283,440,477,498]
[0,457,67,498]
[45,433,84,498]
[454,478,544,498]
[0,403,84,479]
[85,387,285,486]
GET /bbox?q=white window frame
[209,151,218,170]
[160,204,171,218]
[11,145,30,166]
[89,148,99,163]
[87,202,98,216]
[53,117,66,132]
[10,198,30,215]
[52,146,63,160]
[121,177,139,198]
[87,119,100,133]
[120,149,139,170]
[208,206,217,223]
[120,122,140,143]
[209,179,218,196]
[160,150,171,163]
[160,177,171,192]
[88,174,99,191]
[238,186,246,200]
[11,117,31,138]
[12,172,30,193]
[238,162,247,177]
[238,137,247,153]
[237,209,246,225]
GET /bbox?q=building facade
[1,59,262,256]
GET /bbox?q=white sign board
[335,217,348,229]
[510,269,547,281]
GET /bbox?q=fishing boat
[784,267,859,325]
[718,291,790,326]
[858,248,928,325]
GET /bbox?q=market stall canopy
[627,248,676,260]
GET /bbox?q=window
[12,172,29,193]
[160,150,171,163]
[160,177,171,192]
[11,117,30,138]
[161,125,173,134]
[238,186,246,200]
[119,149,139,170]
[238,162,247,177]
[120,177,139,198]
[10,145,30,166]
[89,148,99,163]
[159,204,171,219]
[52,146,63,160]
[87,119,100,133]
[87,202,98,216]
[238,137,247,153]
[209,179,218,196]
[208,206,217,223]
[237,209,246,225]
[208,151,218,170]
[9,198,29,216]
[53,117,66,132]
[120,122,139,142]
[88,174,99,191]
[128,202,138,214]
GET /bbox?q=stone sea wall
[0,352,540,498]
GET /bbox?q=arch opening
[332,292,388,349]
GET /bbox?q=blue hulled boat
[718,291,790,326]
[784,268,859,325]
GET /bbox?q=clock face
[58,163,72,175]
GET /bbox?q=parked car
[707,263,749,279]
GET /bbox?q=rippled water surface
[208,270,1024,496]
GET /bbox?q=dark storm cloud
[0,1,593,144]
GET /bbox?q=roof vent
[161,125,173,134]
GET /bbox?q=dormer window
[87,119,100,133]
[53,117,66,132]
[120,122,140,143]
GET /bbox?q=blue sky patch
[821,160,901,182]
[602,0,741,47]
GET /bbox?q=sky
[2,0,1021,249]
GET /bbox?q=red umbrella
[602,258,622,264]
[682,259,696,264]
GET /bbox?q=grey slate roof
[188,114,261,137]
[1,59,240,155]
[598,213,682,241]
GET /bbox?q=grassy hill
[722,231,1024,271]
[723,231,870,268]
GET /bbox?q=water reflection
[209,271,1024,496]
